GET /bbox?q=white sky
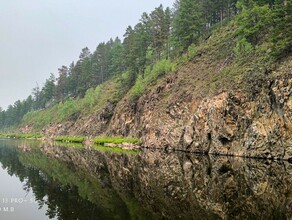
[0,0,174,109]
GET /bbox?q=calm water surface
[0,139,291,220]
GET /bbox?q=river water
[0,139,291,220]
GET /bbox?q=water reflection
[0,139,291,219]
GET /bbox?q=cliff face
[105,59,292,160]
[38,58,292,160]
[34,22,292,160]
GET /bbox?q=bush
[54,136,85,143]
[187,44,198,59]
[147,58,175,83]
[82,85,102,109]
[234,37,254,57]
[94,145,139,154]
[236,3,272,45]
[129,59,176,100]
[130,76,144,100]
[93,136,142,145]
[58,99,79,122]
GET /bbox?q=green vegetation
[53,136,141,153]
[130,58,176,100]
[54,136,85,143]
[270,0,292,58]
[0,133,43,139]
[233,37,254,56]
[0,0,290,132]
[93,137,142,145]
[94,145,139,155]
[21,77,123,128]
[54,142,84,148]
[52,139,141,154]
[236,2,272,46]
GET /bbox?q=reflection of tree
[21,168,47,209]
[0,141,132,220]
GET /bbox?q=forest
[0,0,291,129]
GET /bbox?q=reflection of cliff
[34,142,292,220]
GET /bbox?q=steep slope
[21,21,292,160]
[105,22,292,160]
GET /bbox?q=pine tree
[108,37,125,76]
[149,5,172,60]
[172,0,204,51]
[236,1,272,45]
[271,0,292,57]
[41,73,56,108]
[56,66,69,102]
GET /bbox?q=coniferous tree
[70,47,93,98]
[270,0,292,57]
[56,66,69,102]
[32,84,42,110]
[149,5,172,60]
[172,0,204,51]
[92,42,109,85]
[66,62,77,98]
[108,37,125,76]
[41,73,56,108]
[123,26,139,85]
[236,0,272,45]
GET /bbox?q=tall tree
[32,84,41,110]
[149,5,172,60]
[172,0,204,50]
[123,26,138,85]
[56,66,69,102]
[108,37,125,76]
[77,47,93,97]
[92,42,109,84]
[66,62,78,98]
[270,0,292,57]
[236,0,272,45]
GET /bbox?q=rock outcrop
[105,65,292,160]
[30,55,292,161]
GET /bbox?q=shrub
[129,59,176,100]
[93,136,142,145]
[147,58,175,83]
[54,136,85,143]
[187,44,198,59]
[57,99,79,122]
[234,37,254,56]
[130,76,144,100]
[94,145,139,155]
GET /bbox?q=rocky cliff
[38,59,292,161]
[107,64,292,160]
[34,24,292,161]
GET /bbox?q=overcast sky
[0,0,174,110]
